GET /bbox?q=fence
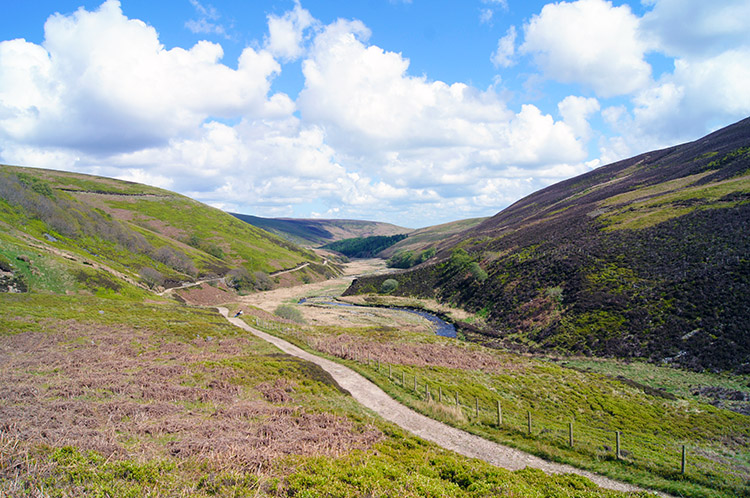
[248,316,744,495]
[338,348,739,492]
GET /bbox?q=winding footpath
[217,307,663,496]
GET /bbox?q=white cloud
[520,0,652,97]
[185,0,228,37]
[491,26,516,68]
[558,96,600,140]
[0,0,288,155]
[265,0,316,62]
[299,20,584,164]
[641,0,750,58]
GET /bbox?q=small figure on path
[234,310,243,318]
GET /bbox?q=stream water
[299,297,457,338]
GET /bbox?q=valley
[1,118,749,497]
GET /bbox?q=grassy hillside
[379,217,488,259]
[231,212,412,247]
[346,117,750,372]
[0,165,338,295]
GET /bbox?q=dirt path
[157,277,224,296]
[217,306,663,496]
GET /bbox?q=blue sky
[1,0,749,227]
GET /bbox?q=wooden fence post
[402,371,405,386]
[616,431,621,460]
[414,375,417,392]
[497,400,502,426]
[455,392,459,407]
[569,422,573,447]
[681,445,686,474]
[388,363,392,380]
[475,398,479,418]
[439,386,443,403]
[527,411,532,434]
[426,383,430,400]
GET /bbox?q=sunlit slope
[346,117,750,371]
[0,165,335,295]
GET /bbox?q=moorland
[1,117,749,497]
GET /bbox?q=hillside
[230,212,412,247]
[346,117,750,372]
[0,165,339,296]
[380,217,488,258]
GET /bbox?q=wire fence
[249,317,748,495]
[349,353,746,491]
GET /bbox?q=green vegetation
[1,293,641,497]
[260,307,750,498]
[0,164,331,293]
[275,304,306,323]
[323,234,408,258]
[387,247,436,268]
[379,217,487,260]
[380,278,399,294]
[599,171,750,230]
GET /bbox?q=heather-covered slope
[346,117,750,371]
[0,165,337,295]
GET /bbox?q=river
[298,297,457,338]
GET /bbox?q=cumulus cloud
[558,96,600,140]
[299,20,584,165]
[594,0,750,162]
[0,0,288,155]
[520,0,652,97]
[491,26,516,68]
[265,0,316,61]
[641,0,750,58]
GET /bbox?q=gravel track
[217,307,664,496]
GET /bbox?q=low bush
[275,304,305,323]
[380,279,399,294]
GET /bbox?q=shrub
[387,251,415,269]
[253,271,272,291]
[275,304,305,323]
[226,267,253,291]
[468,262,488,282]
[380,279,399,294]
[140,267,164,289]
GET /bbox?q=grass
[1,292,645,497]
[251,298,750,498]
[599,172,750,230]
[0,164,332,292]
[561,357,750,414]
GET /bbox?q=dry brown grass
[0,318,382,476]
[308,333,524,374]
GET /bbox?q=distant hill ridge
[230,213,412,247]
[346,117,750,372]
